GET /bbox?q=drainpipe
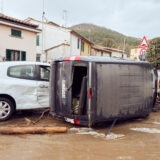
[123,38,126,58]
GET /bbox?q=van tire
[0,97,15,122]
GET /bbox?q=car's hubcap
[0,101,11,119]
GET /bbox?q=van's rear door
[55,61,73,115]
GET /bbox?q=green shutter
[88,45,90,55]
[21,51,26,61]
[36,35,40,46]
[81,41,84,52]
[6,49,12,61]
[36,56,40,62]
[11,29,21,37]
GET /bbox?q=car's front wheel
[0,98,15,121]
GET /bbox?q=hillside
[71,23,141,53]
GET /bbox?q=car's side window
[8,65,35,80]
[39,66,50,81]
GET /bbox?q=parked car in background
[0,61,50,121]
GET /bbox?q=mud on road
[0,110,160,160]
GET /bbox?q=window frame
[77,39,80,49]
[81,41,84,52]
[6,49,26,61]
[7,65,36,81]
[36,65,50,82]
[88,45,90,55]
[11,29,22,38]
[6,49,12,61]
[36,55,41,62]
[21,51,26,61]
[36,35,40,46]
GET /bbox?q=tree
[102,38,116,48]
[146,37,160,67]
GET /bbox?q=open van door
[55,61,73,115]
[50,59,91,126]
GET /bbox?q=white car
[0,61,50,121]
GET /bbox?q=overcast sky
[1,0,160,39]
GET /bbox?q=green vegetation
[71,23,141,54]
[146,37,160,67]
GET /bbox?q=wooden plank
[0,127,67,134]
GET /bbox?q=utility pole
[41,0,45,62]
[88,29,91,41]
[123,38,126,58]
[62,10,68,27]
[1,0,3,14]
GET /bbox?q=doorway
[72,66,87,115]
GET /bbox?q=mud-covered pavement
[1,110,160,160]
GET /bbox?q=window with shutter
[77,39,80,49]
[36,35,40,46]
[11,29,21,37]
[88,45,90,55]
[81,41,84,52]
[6,49,12,61]
[21,51,26,61]
[36,56,41,62]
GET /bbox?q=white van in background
[0,62,50,121]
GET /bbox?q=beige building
[130,47,141,60]
[25,18,93,62]
[91,45,111,57]
[91,45,128,58]
[105,47,127,58]
[0,14,40,61]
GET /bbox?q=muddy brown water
[0,111,160,160]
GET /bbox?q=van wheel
[0,98,15,121]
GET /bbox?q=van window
[8,65,35,80]
[39,66,50,81]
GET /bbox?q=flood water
[0,111,160,160]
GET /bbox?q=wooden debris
[0,126,67,134]
[32,108,50,124]
[24,118,32,125]
[24,108,50,125]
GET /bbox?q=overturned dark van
[50,56,154,127]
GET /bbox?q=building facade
[130,47,141,60]
[91,45,127,58]
[25,18,93,62]
[91,45,111,57]
[71,30,92,56]
[0,14,40,62]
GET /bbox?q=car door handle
[39,84,48,88]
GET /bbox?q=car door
[7,65,38,109]
[36,65,50,107]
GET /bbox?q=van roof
[53,56,150,65]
